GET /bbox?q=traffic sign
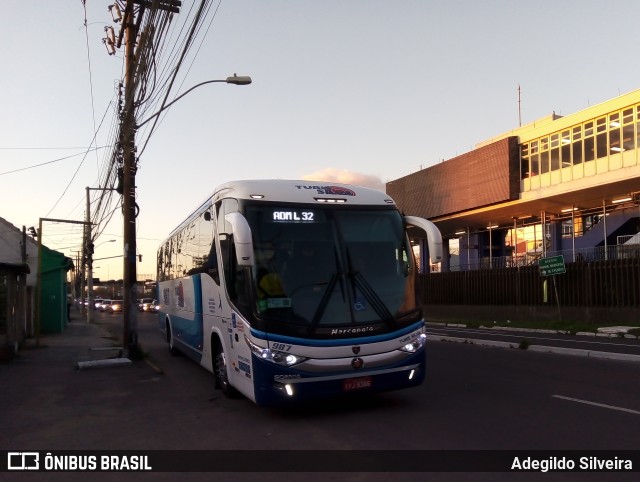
[538,255,566,276]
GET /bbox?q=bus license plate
[342,376,372,391]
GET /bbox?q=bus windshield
[243,205,420,338]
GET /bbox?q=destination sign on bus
[270,209,322,223]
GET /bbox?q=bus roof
[211,179,396,206]
[160,180,398,245]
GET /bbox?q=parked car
[107,300,123,314]
[138,298,156,312]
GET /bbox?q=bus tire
[166,320,179,356]
[213,337,239,398]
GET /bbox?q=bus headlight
[245,336,307,367]
[399,333,427,353]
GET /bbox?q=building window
[572,126,583,165]
[584,214,603,232]
[530,140,539,176]
[561,130,571,167]
[561,216,583,238]
[596,117,608,158]
[523,102,639,185]
[584,121,595,162]
[622,108,634,151]
[550,133,560,171]
[636,104,640,150]
[520,144,530,179]
[608,113,621,155]
[539,136,550,173]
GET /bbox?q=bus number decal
[271,342,291,352]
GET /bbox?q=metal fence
[449,243,640,272]
[421,256,640,308]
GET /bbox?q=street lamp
[136,74,252,128]
[120,73,252,359]
[96,239,117,249]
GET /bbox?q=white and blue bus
[156,180,442,406]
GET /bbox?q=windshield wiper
[308,249,346,335]
[346,249,396,328]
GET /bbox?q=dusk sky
[2,0,640,279]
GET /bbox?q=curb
[426,322,639,339]
[428,335,640,363]
[76,358,132,370]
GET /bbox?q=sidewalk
[0,314,162,451]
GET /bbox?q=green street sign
[538,255,566,276]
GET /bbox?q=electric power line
[0,147,108,176]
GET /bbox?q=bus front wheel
[213,338,239,398]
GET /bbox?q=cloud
[301,168,385,192]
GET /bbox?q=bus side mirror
[224,212,255,266]
[404,216,443,264]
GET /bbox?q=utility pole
[122,0,139,359]
[86,187,94,323]
[105,0,182,359]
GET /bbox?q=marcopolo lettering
[330,326,375,336]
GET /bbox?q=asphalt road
[2,309,639,481]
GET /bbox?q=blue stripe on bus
[249,320,424,347]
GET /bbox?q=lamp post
[135,75,252,128]
[122,74,252,359]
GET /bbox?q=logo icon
[352,346,361,355]
[8,452,39,470]
[323,186,355,196]
[351,357,364,369]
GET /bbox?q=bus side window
[201,207,220,284]
[215,199,252,316]
[218,232,251,317]
[204,241,220,284]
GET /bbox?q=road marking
[552,395,640,415]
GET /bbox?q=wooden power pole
[105,0,182,359]
[122,0,139,358]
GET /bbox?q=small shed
[39,246,74,334]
